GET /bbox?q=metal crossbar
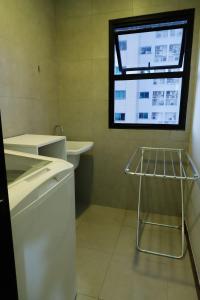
[125,147,199,259]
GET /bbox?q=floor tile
[78,204,126,226]
[77,221,121,253]
[99,255,168,300]
[123,210,137,227]
[114,226,137,257]
[139,225,183,256]
[76,247,111,298]
[76,206,196,300]
[76,294,97,300]
[167,282,198,300]
[144,212,181,226]
[113,225,191,268]
[122,210,181,228]
[111,253,194,287]
[140,226,190,267]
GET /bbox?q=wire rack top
[125,147,199,181]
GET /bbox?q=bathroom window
[109,9,194,129]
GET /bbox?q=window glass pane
[114,48,119,74]
[114,48,183,75]
[114,48,124,75]
[110,11,194,129]
[117,28,183,69]
[114,78,182,124]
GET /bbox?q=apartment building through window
[109,9,194,129]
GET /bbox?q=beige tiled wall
[0,0,59,137]
[187,27,200,283]
[56,0,200,213]
[56,0,200,214]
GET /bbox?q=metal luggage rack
[125,147,200,259]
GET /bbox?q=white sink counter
[66,141,94,169]
[66,141,94,155]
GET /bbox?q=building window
[138,112,148,119]
[152,91,165,105]
[109,9,194,129]
[152,112,163,123]
[115,90,126,100]
[156,30,168,38]
[167,78,179,85]
[168,44,181,62]
[119,40,127,50]
[153,78,165,85]
[115,113,125,121]
[166,90,178,105]
[155,45,167,62]
[165,112,176,124]
[139,92,149,99]
[140,46,152,55]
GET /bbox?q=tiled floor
[76,205,198,300]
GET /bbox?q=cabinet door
[0,114,18,299]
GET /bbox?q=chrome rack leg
[136,149,185,259]
[179,176,185,258]
[180,150,185,259]
[136,149,144,252]
[136,170,143,252]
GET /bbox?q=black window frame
[109,9,195,130]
